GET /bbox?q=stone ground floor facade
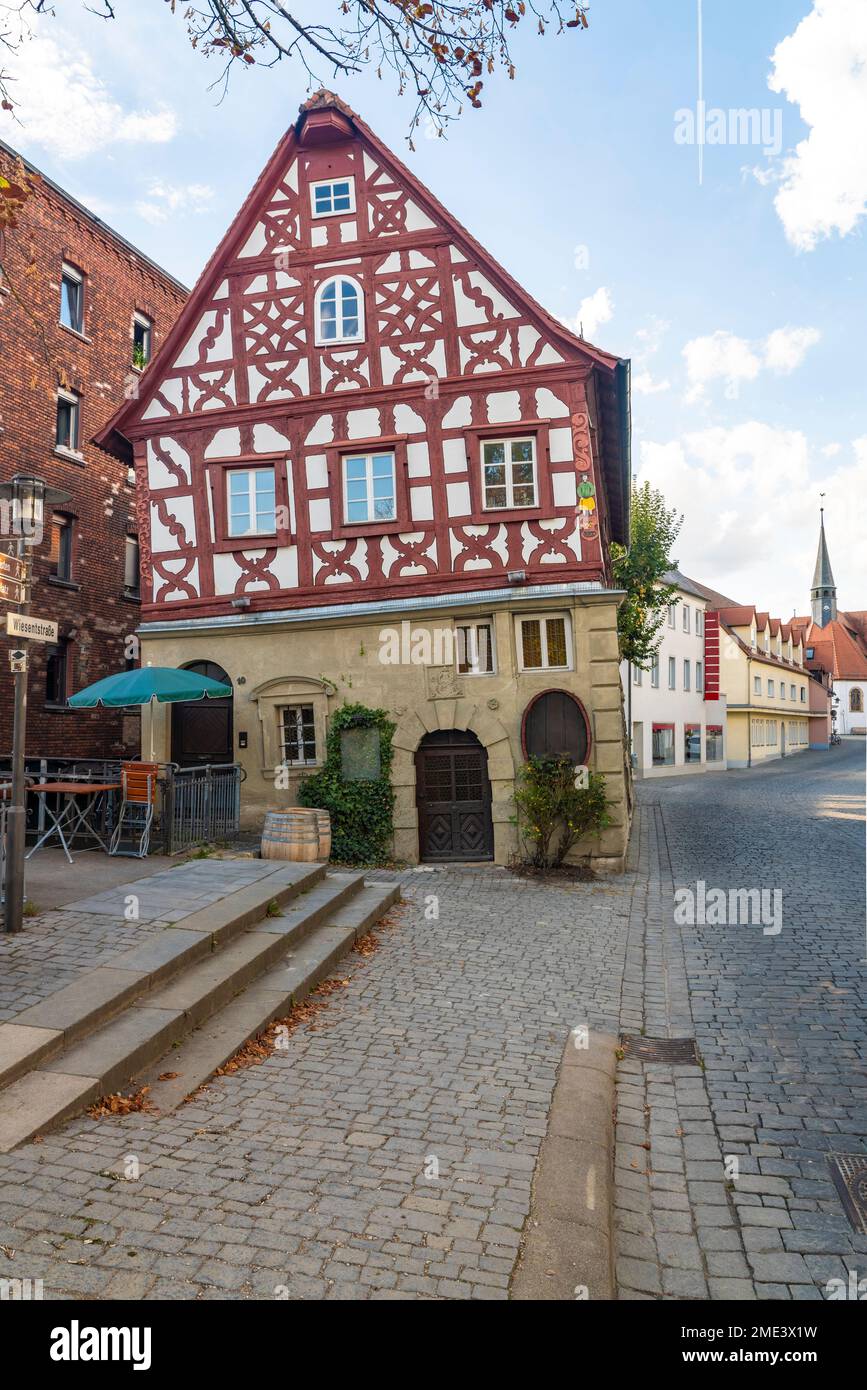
[0,741,861,1300]
[138,581,631,870]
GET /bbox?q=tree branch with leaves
[0,0,591,141]
[610,480,683,669]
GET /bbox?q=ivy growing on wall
[298,703,396,866]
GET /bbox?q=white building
[621,571,728,777]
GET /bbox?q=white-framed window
[315,275,363,344]
[768,679,775,697]
[132,312,152,369]
[754,675,761,695]
[651,653,659,688]
[781,683,786,700]
[696,660,703,692]
[481,437,537,510]
[790,684,796,700]
[696,609,703,636]
[516,614,571,672]
[280,703,317,766]
[60,262,83,333]
[668,656,676,690]
[683,658,691,691]
[343,450,396,524]
[800,687,806,703]
[456,621,495,675]
[682,605,690,633]
[667,603,676,628]
[633,665,642,686]
[55,388,80,452]
[227,467,276,537]
[311,177,355,218]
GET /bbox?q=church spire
[811,508,837,625]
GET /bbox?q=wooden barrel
[261,810,320,862]
[313,809,331,860]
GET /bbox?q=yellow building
[714,607,811,767]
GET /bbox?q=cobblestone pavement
[0,746,862,1300]
[615,742,867,1301]
[0,864,634,1300]
[0,859,280,1021]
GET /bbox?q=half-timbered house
[97,91,632,868]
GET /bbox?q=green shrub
[298,703,395,865]
[512,755,611,869]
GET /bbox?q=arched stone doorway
[415,729,494,862]
[171,660,234,766]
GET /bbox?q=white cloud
[0,33,176,160]
[135,182,215,225]
[683,331,762,402]
[765,0,867,250]
[569,286,614,340]
[763,326,822,373]
[821,441,842,457]
[637,425,867,614]
[683,325,820,401]
[633,372,672,396]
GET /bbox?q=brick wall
[0,144,186,759]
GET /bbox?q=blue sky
[2,0,865,618]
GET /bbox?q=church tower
[811,509,837,626]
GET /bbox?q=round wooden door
[415,730,494,862]
[170,661,233,767]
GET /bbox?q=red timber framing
[96,91,630,622]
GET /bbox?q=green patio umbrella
[69,666,232,759]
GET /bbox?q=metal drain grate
[619,1035,700,1065]
[828,1154,867,1234]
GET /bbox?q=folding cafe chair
[109,761,159,858]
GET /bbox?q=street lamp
[1,472,70,933]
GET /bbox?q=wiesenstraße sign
[6,613,58,643]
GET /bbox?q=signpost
[1,475,70,933]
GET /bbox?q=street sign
[0,552,27,584]
[0,576,26,604]
[5,612,58,643]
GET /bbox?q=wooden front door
[170,661,233,767]
[415,731,494,862]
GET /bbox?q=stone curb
[511,1029,619,1300]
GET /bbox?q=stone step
[0,861,327,1091]
[136,884,400,1113]
[0,876,399,1150]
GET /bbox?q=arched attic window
[315,275,364,346]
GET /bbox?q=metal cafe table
[24,780,121,863]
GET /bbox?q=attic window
[311,177,355,218]
[132,312,152,369]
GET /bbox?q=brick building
[0,139,186,759]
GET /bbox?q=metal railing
[161,763,243,856]
[0,755,243,858]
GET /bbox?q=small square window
[280,704,317,766]
[311,178,356,218]
[456,622,495,675]
[342,452,396,525]
[482,437,537,510]
[227,468,276,537]
[60,264,83,333]
[517,615,570,671]
[56,390,80,452]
